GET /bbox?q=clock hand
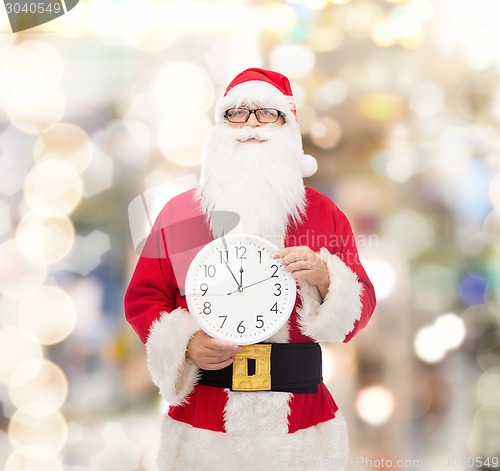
[220,234,241,289]
[227,275,274,295]
[239,259,244,289]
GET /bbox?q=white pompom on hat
[215,68,318,178]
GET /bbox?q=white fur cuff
[298,248,363,343]
[146,308,201,406]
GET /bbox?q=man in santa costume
[125,68,376,470]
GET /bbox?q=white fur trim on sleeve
[146,307,201,406]
[297,248,363,343]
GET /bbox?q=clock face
[185,234,297,345]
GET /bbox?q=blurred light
[263,3,297,34]
[414,313,466,364]
[310,117,342,149]
[7,88,66,134]
[24,160,83,217]
[312,79,349,109]
[0,41,64,108]
[153,63,214,115]
[476,368,500,405]
[5,449,64,471]
[434,313,466,350]
[307,27,344,52]
[9,359,68,412]
[0,201,12,238]
[476,331,500,372]
[15,213,75,265]
[0,240,47,297]
[8,404,68,458]
[414,325,447,364]
[468,405,500,457]
[330,0,351,4]
[409,81,445,118]
[321,348,336,384]
[270,44,316,79]
[382,210,435,259]
[412,264,457,311]
[459,273,488,306]
[357,93,405,121]
[18,285,77,345]
[363,258,396,300]
[33,123,93,174]
[157,114,211,167]
[0,327,43,385]
[490,173,500,209]
[356,386,395,425]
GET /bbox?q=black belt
[198,343,322,393]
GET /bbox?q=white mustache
[233,126,277,142]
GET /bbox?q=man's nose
[246,112,261,127]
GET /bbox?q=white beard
[197,122,306,247]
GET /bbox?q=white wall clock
[185,234,297,345]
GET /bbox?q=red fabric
[224,68,293,97]
[124,187,376,433]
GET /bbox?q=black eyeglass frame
[224,108,284,124]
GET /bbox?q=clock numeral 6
[203,302,212,315]
[274,283,282,296]
[255,315,264,329]
[237,320,246,334]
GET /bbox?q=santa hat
[215,68,318,178]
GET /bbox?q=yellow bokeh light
[153,63,215,115]
[34,123,93,174]
[157,114,212,167]
[263,3,298,34]
[5,449,64,471]
[9,359,68,412]
[8,404,68,458]
[24,160,83,217]
[489,173,500,209]
[330,0,351,4]
[18,285,77,345]
[357,93,405,121]
[7,88,66,134]
[0,240,47,298]
[0,327,43,385]
[356,386,395,425]
[16,213,75,266]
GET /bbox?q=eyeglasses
[224,108,283,124]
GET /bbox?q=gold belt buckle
[232,344,272,391]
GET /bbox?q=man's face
[224,104,286,143]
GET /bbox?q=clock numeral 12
[235,246,247,259]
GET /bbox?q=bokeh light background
[1,0,500,469]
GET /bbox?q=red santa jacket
[124,187,376,433]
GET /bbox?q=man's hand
[272,246,330,300]
[186,330,241,370]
